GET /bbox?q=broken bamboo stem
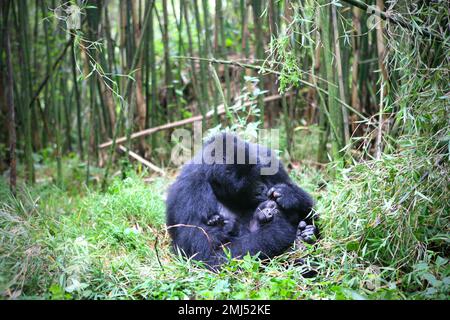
[98,93,289,149]
[118,145,165,175]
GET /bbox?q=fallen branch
[99,93,289,149]
[117,145,165,175]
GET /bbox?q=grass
[1,143,448,299]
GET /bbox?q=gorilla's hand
[206,213,240,239]
[267,183,299,211]
[223,218,240,237]
[296,220,317,244]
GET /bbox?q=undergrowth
[0,152,448,299]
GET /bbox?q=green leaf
[435,256,448,267]
[346,241,359,251]
[422,273,440,287]
[225,38,233,47]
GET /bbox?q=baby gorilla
[249,200,279,232]
[207,200,278,233]
[250,200,317,243]
[207,199,316,243]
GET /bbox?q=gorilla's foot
[296,220,317,244]
[294,221,319,278]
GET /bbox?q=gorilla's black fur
[207,200,279,233]
[166,133,315,267]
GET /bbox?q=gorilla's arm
[267,182,314,217]
[261,163,314,220]
[166,165,226,260]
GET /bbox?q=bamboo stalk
[251,0,265,125]
[375,0,388,85]
[55,74,63,188]
[216,0,231,105]
[162,0,177,122]
[149,1,157,149]
[375,81,385,160]
[310,7,329,164]
[202,0,219,124]
[3,0,17,194]
[17,0,35,183]
[60,77,72,152]
[320,1,345,162]
[70,34,84,160]
[192,0,209,128]
[351,7,361,114]
[131,0,147,153]
[331,5,350,145]
[182,0,202,118]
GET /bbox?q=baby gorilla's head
[249,200,280,232]
[255,200,279,223]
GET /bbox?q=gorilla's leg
[217,216,297,260]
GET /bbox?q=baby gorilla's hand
[296,220,317,244]
[249,200,279,232]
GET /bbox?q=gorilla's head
[202,133,271,208]
[210,163,254,199]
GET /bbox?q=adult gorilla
[166,133,316,267]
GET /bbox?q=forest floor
[0,152,448,300]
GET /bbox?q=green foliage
[205,76,265,142]
[1,155,448,300]
[315,139,449,298]
[264,1,316,93]
[0,170,167,299]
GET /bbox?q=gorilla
[166,133,317,267]
[207,200,279,233]
[208,199,315,240]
